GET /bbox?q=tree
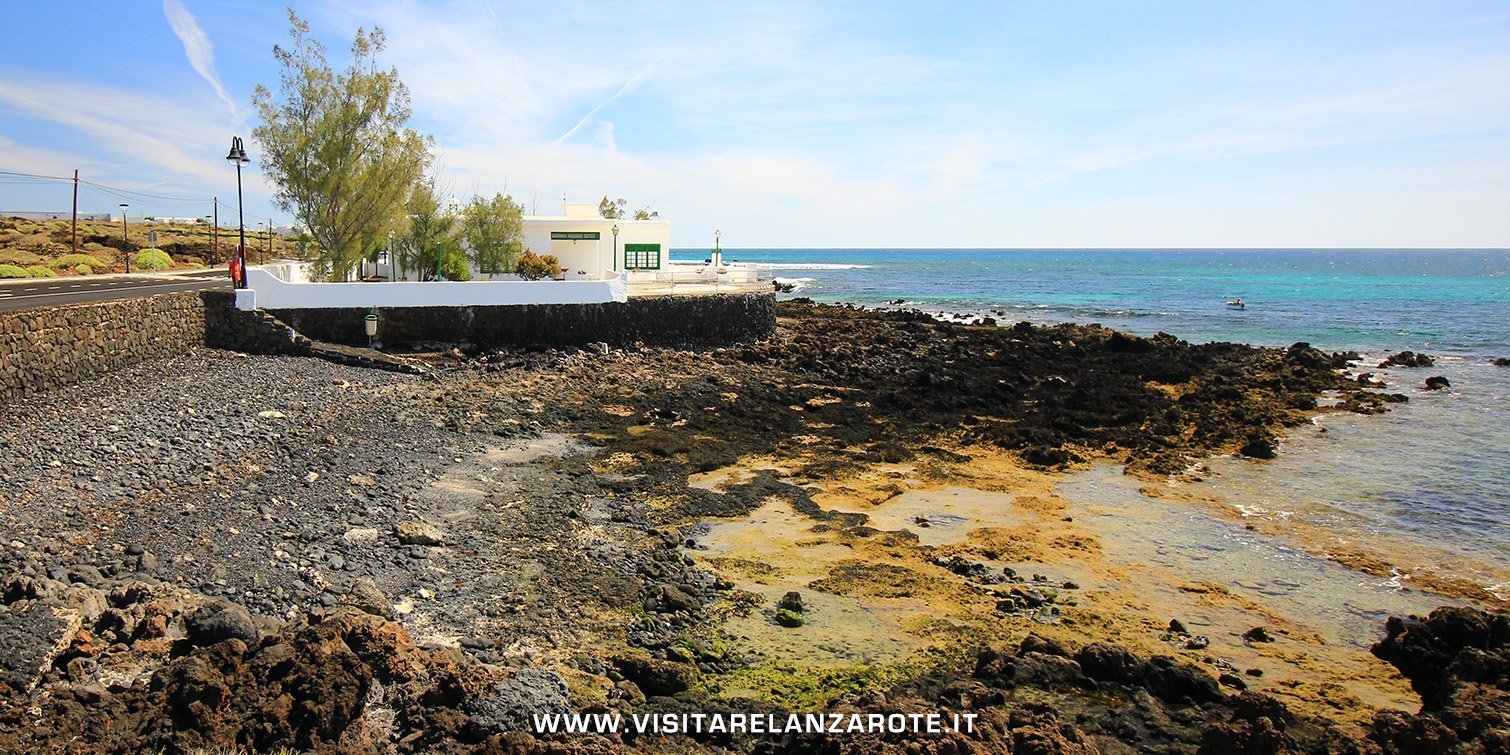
[460,193,524,278]
[633,207,659,220]
[598,196,626,219]
[252,11,432,281]
[396,176,460,281]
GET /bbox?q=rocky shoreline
[1,301,1504,752]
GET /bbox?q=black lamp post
[119,204,131,273]
[612,223,620,272]
[225,136,251,288]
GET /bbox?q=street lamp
[225,136,251,288]
[714,230,722,267]
[119,204,130,273]
[387,229,396,281]
[612,223,620,273]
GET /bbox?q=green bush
[0,264,31,278]
[25,265,56,277]
[134,248,173,271]
[440,252,471,281]
[514,250,562,281]
[0,249,43,267]
[76,264,93,275]
[50,253,107,269]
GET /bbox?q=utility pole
[71,170,79,254]
[265,220,272,261]
[119,204,131,274]
[212,198,218,264]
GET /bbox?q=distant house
[522,202,670,278]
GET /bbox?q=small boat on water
[1226,298,1246,310]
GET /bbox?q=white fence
[235,262,627,311]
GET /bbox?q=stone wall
[0,292,208,402]
[1,292,774,402]
[268,293,776,349]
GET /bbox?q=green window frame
[623,243,661,270]
[551,231,600,240]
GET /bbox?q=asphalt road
[0,270,232,312]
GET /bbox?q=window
[551,231,600,240]
[623,243,661,270]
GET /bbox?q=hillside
[0,215,295,278]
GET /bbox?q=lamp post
[387,229,396,281]
[612,223,620,273]
[713,230,722,267]
[225,136,251,288]
[119,204,130,273]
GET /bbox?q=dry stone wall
[1,291,775,402]
[0,292,208,402]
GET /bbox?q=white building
[522,202,671,278]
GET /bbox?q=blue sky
[1,1,1507,247]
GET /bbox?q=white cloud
[162,0,238,119]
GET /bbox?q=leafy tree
[514,250,562,280]
[633,207,659,220]
[252,11,432,281]
[598,196,626,219]
[460,193,524,278]
[396,176,460,281]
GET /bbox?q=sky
[1,1,1508,248]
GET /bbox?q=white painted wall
[238,263,628,310]
[521,203,672,275]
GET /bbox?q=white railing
[237,263,628,310]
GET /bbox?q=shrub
[514,250,563,281]
[134,248,173,271]
[25,265,56,277]
[76,264,93,275]
[0,264,31,278]
[50,253,107,269]
[440,253,472,281]
[0,249,43,266]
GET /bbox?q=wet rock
[1238,436,1277,460]
[1494,357,1510,367]
[394,521,443,546]
[1424,375,1451,390]
[468,667,570,734]
[185,601,260,646]
[1379,350,1434,368]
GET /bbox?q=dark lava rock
[1143,655,1224,704]
[1239,436,1277,460]
[612,655,695,696]
[0,600,72,692]
[1218,673,1247,690]
[1243,626,1276,643]
[1371,606,1510,709]
[468,668,570,734]
[647,584,700,613]
[1169,619,1189,634]
[1074,642,1146,685]
[1020,633,1070,657]
[1424,375,1451,390]
[777,590,804,613]
[185,601,260,646]
[1494,357,1510,367]
[1380,350,1435,368]
[1186,635,1211,651]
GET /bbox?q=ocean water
[674,248,1510,595]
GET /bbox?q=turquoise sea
[675,248,1510,597]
